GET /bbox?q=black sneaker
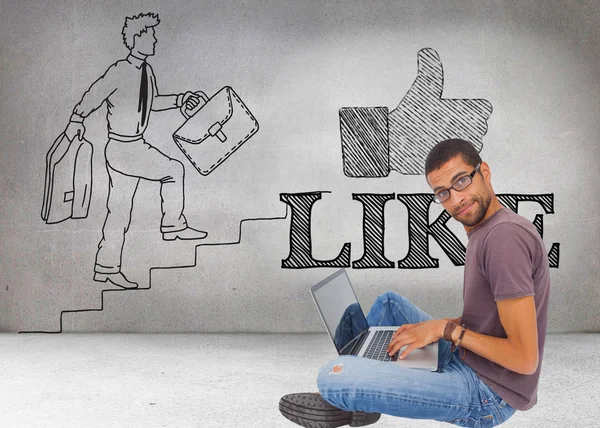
[279,393,381,427]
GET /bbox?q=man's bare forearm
[442,320,537,375]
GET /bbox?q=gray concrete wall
[1,0,598,333]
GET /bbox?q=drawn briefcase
[172,86,259,176]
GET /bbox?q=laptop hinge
[340,329,369,356]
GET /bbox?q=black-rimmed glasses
[432,163,481,204]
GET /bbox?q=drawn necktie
[138,60,148,129]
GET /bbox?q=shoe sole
[279,394,380,428]
[163,233,208,241]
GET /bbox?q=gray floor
[1,333,598,428]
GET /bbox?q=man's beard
[452,193,491,227]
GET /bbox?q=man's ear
[480,161,491,183]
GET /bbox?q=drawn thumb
[406,48,444,100]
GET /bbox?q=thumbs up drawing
[340,48,493,176]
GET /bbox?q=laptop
[310,268,439,371]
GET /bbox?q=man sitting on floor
[279,138,550,427]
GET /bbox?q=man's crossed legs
[280,292,516,428]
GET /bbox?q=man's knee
[105,188,135,217]
[376,291,407,307]
[317,358,345,401]
[163,159,184,183]
[317,356,365,411]
[171,159,184,180]
[317,356,351,387]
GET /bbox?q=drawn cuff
[69,113,84,123]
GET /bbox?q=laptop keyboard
[363,330,398,361]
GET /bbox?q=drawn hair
[122,13,160,50]
[425,139,482,176]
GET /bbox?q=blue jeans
[333,303,368,352]
[317,292,516,427]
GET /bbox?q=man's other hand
[65,121,85,141]
[387,319,444,360]
[180,91,201,110]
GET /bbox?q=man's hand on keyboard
[387,319,445,360]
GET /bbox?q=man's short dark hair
[425,139,482,176]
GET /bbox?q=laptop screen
[311,269,369,354]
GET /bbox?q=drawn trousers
[95,137,187,274]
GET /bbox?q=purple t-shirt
[459,207,550,411]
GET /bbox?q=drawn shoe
[162,227,208,241]
[94,272,139,289]
[279,393,381,427]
